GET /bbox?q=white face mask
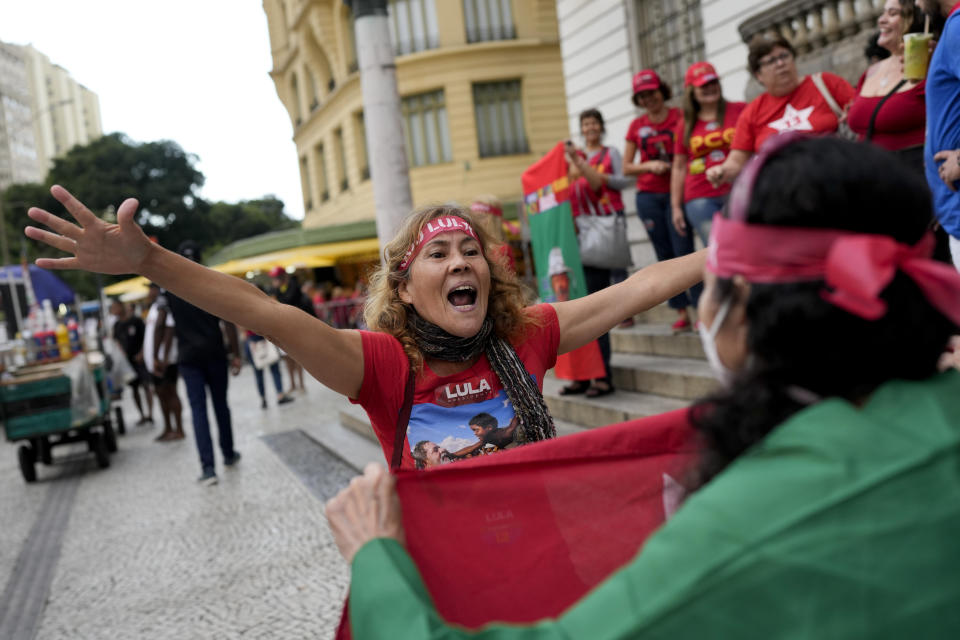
[698,297,736,388]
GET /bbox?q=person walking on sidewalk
[110,299,155,426]
[243,328,295,409]
[144,282,185,442]
[163,241,243,485]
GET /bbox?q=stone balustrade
[739,0,884,53]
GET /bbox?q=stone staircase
[338,303,715,442]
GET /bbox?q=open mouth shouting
[447,284,478,311]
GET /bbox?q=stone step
[609,352,716,400]
[631,304,681,325]
[542,375,689,428]
[337,403,588,449]
[611,323,704,360]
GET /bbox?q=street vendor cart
[2,353,118,483]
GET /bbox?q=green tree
[3,132,299,299]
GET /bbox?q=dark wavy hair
[689,137,957,487]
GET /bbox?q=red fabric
[707,214,960,325]
[675,102,747,202]
[352,305,560,469]
[685,61,718,87]
[521,143,571,205]
[732,74,855,152]
[398,216,483,271]
[626,108,683,193]
[553,341,606,381]
[336,409,701,638]
[570,146,625,217]
[848,74,926,151]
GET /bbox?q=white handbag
[249,339,281,370]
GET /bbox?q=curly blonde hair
[364,203,537,372]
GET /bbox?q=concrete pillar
[348,0,413,248]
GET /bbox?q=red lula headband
[398,216,483,271]
[707,213,960,326]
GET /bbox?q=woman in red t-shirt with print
[706,34,855,188]
[625,69,702,332]
[671,62,747,247]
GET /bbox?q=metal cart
[2,356,119,483]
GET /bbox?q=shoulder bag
[576,148,633,270]
[811,72,858,141]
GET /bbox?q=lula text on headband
[398,216,483,271]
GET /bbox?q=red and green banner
[522,143,605,380]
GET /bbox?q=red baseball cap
[632,69,661,96]
[685,61,719,88]
[268,265,285,278]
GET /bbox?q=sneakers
[224,451,242,467]
[197,469,218,486]
[671,316,693,333]
[277,395,295,405]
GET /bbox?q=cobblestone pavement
[0,363,382,640]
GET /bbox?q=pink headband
[707,213,960,325]
[470,202,503,218]
[397,216,483,271]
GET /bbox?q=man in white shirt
[144,283,184,442]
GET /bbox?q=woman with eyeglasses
[706,34,855,188]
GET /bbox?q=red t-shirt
[674,102,747,202]
[351,304,560,470]
[847,73,926,151]
[732,74,855,152]
[626,107,683,193]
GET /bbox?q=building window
[388,0,439,56]
[299,155,313,210]
[354,112,370,181]
[463,0,515,43]
[472,79,528,158]
[314,143,329,202]
[634,0,704,99]
[334,127,349,191]
[401,90,452,167]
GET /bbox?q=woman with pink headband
[324,134,960,638]
[24,197,703,471]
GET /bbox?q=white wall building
[0,42,43,190]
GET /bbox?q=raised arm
[25,185,364,397]
[551,250,706,354]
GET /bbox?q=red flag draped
[337,409,700,637]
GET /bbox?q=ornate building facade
[263,0,570,230]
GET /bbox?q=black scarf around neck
[408,313,556,443]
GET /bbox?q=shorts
[151,364,179,387]
[129,362,152,388]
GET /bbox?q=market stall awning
[103,276,149,297]
[209,237,381,276]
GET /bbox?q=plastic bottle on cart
[67,318,82,354]
[56,321,71,360]
[27,310,44,363]
[41,301,59,361]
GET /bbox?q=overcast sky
[2,1,305,220]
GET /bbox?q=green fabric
[349,372,960,639]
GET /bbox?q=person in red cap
[670,62,747,247]
[625,69,701,333]
[706,34,854,188]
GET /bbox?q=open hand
[325,463,405,563]
[24,185,154,274]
